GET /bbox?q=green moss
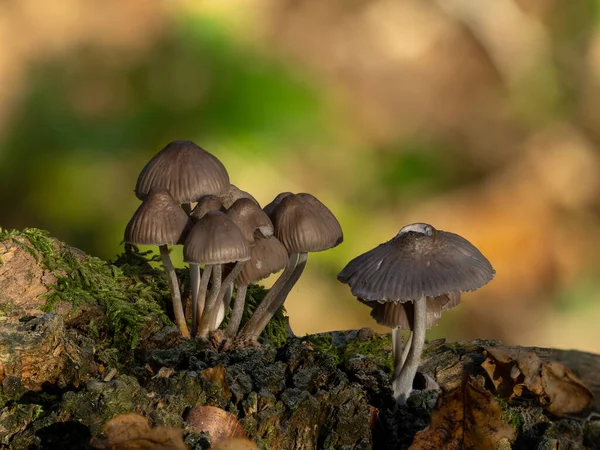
[307,331,394,372]
[237,284,289,347]
[497,397,525,430]
[0,228,171,362]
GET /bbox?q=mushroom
[337,222,495,404]
[242,193,343,338]
[124,187,191,337]
[135,140,230,214]
[219,184,260,209]
[206,198,275,332]
[184,211,250,338]
[225,234,289,337]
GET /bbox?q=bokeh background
[2,0,600,352]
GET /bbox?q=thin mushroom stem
[198,265,222,338]
[400,331,413,371]
[392,295,426,405]
[251,252,308,339]
[392,328,412,376]
[240,252,299,336]
[159,245,189,338]
[190,263,212,337]
[208,261,246,331]
[225,284,248,337]
[214,283,234,330]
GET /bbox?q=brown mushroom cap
[270,193,343,253]
[237,235,289,286]
[227,198,274,244]
[263,192,292,218]
[191,195,224,220]
[364,292,461,330]
[124,187,190,246]
[183,211,251,265]
[337,222,495,302]
[135,140,230,204]
[220,184,260,210]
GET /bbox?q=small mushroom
[124,188,191,337]
[135,140,230,214]
[337,222,494,404]
[226,234,289,337]
[242,193,343,338]
[219,184,260,209]
[184,211,250,338]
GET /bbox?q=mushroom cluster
[124,140,343,341]
[337,222,495,405]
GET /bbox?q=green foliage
[0,228,171,360]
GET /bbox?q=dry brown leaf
[90,413,187,450]
[482,346,593,416]
[541,361,593,415]
[409,375,515,450]
[185,406,246,442]
[211,438,259,450]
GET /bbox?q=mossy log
[0,229,599,449]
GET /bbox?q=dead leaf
[482,346,593,416]
[90,413,187,450]
[409,375,515,450]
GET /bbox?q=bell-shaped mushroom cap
[337,222,495,302]
[191,195,224,221]
[226,198,274,244]
[219,184,259,210]
[125,188,190,246]
[365,292,461,330]
[183,211,251,265]
[271,193,343,253]
[237,235,289,286]
[263,192,292,218]
[135,140,230,204]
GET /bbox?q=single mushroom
[225,234,289,337]
[337,222,494,404]
[186,195,225,335]
[219,184,260,210]
[124,187,192,337]
[184,211,250,338]
[242,193,343,338]
[135,140,230,214]
[207,198,275,331]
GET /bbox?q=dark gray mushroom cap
[237,235,289,286]
[219,184,259,210]
[135,140,230,204]
[190,195,224,221]
[337,222,495,302]
[124,188,191,246]
[271,193,343,253]
[183,211,251,265]
[364,292,461,330]
[226,198,274,244]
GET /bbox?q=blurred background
[2,0,600,352]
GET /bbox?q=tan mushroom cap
[263,192,292,218]
[337,222,495,302]
[363,292,461,330]
[183,211,251,265]
[227,198,274,244]
[191,195,224,220]
[237,235,289,286]
[124,187,190,246]
[135,140,230,204]
[271,193,343,253]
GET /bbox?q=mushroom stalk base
[198,265,222,338]
[241,252,299,337]
[159,245,189,338]
[190,264,212,337]
[252,252,308,339]
[207,261,246,332]
[225,284,248,337]
[392,295,426,405]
